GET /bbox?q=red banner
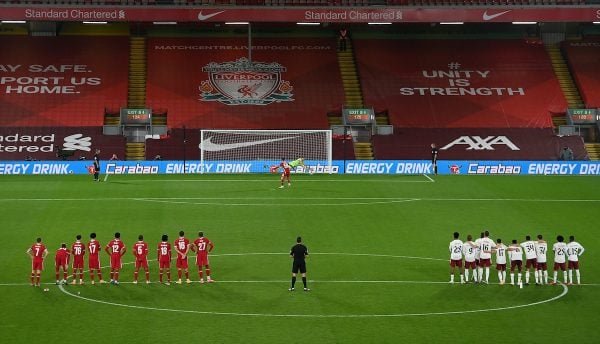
[563,40,600,109]
[146,37,343,129]
[0,6,598,23]
[0,36,128,126]
[355,39,566,128]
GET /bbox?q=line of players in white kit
[449,231,585,286]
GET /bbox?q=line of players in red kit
[26,230,214,286]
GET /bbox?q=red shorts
[464,261,476,269]
[475,259,480,266]
[135,259,148,270]
[510,260,523,271]
[281,170,290,177]
[567,261,579,269]
[159,259,171,269]
[176,258,188,269]
[536,262,547,270]
[554,262,566,271]
[88,256,101,269]
[479,258,491,267]
[196,255,209,267]
[72,258,84,269]
[496,264,506,271]
[55,258,68,268]
[32,260,44,271]
[110,255,122,269]
[525,258,537,269]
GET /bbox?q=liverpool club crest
[199,57,294,105]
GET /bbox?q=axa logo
[441,136,520,151]
[62,134,92,152]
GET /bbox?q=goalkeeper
[289,158,305,170]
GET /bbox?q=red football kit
[174,237,190,269]
[193,237,213,266]
[55,247,70,270]
[87,240,102,269]
[71,241,85,269]
[30,243,47,271]
[157,242,172,269]
[280,161,291,177]
[133,241,149,269]
[106,239,125,269]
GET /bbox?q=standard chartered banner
[0,160,599,175]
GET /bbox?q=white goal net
[200,129,332,173]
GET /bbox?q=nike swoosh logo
[482,10,511,21]
[200,136,298,152]
[198,10,225,21]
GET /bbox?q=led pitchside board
[120,108,152,125]
[343,108,374,125]
[568,108,598,124]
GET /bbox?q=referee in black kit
[431,143,438,175]
[93,149,101,181]
[289,236,310,292]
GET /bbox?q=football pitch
[1,173,599,343]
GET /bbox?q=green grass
[0,174,599,343]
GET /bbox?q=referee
[431,143,438,175]
[289,236,310,291]
[93,149,101,181]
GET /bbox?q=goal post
[199,129,332,173]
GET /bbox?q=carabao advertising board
[0,160,599,175]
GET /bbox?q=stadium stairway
[335,37,375,159]
[545,43,584,128]
[585,143,600,161]
[126,142,145,161]
[125,37,148,160]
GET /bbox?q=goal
[199,129,332,173]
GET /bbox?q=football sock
[568,270,573,283]
[178,271,182,279]
[63,271,67,280]
[79,272,83,281]
[145,271,150,281]
[464,270,469,282]
[485,267,490,282]
[576,270,580,284]
[510,273,514,285]
[534,270,539,284]
[206,268,211,278]
[302,277,307,288]
[115,271,119,281]
[185,271,189,279]
[553,271,558,283]
[291,276,296,288]
[198,270,203,279]
[460,274,464,283]
[525,272,530,284]
[563,271,567,283]
[477,267,483,281]
[544,270,548,284]
[517,273,522,285]
[498,272,502,283]
[159,271,163,282]
[167,271,171,281]
[56,271,59,280]
[36,273,40,285]
[450,275,454,283]
[30,273,35,284]
[134,271,139,281]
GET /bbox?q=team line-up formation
[449,231,585,286]
[26,231,214,286]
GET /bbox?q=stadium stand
[562,39,600,109]
[0,36,128,127]
[353,39,567,128]
[145,37,343,129]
